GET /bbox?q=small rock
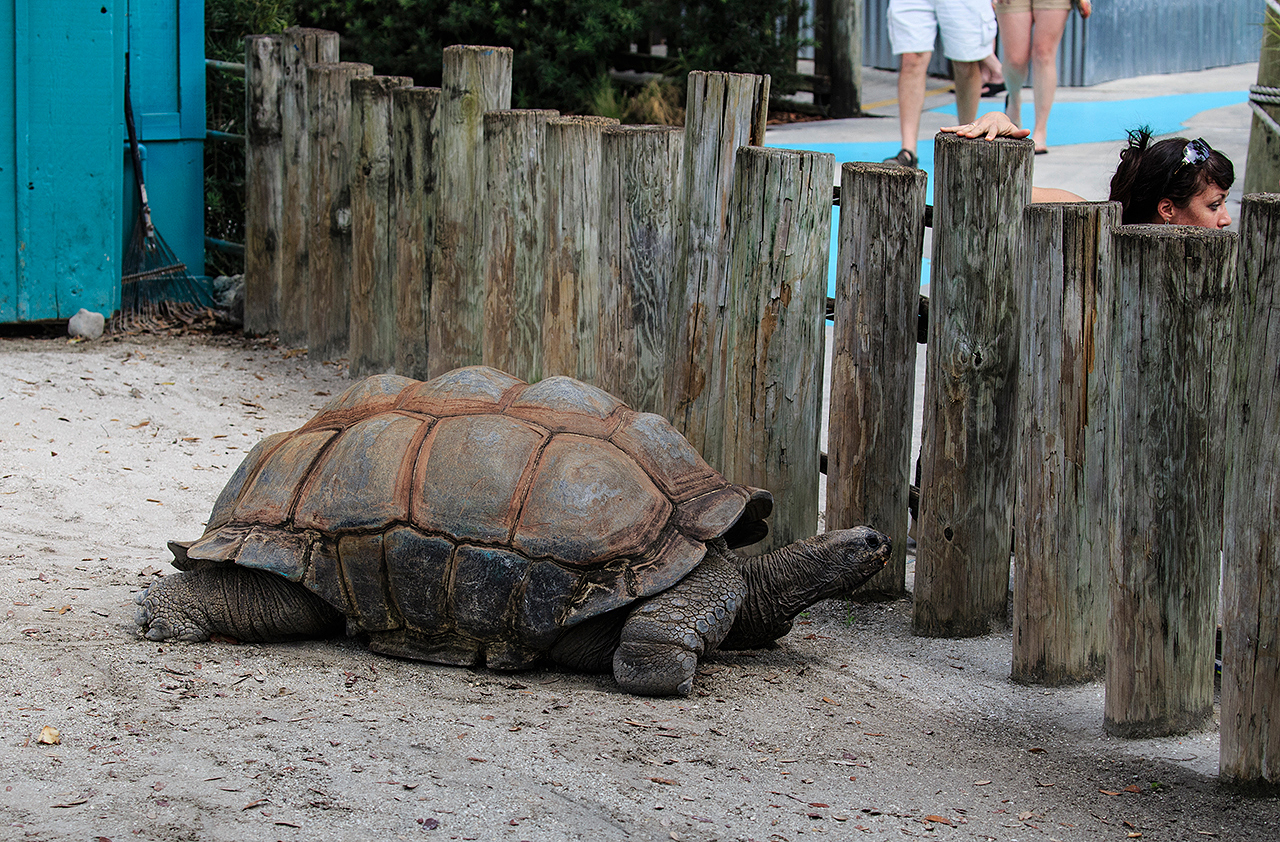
[67,309,105,340]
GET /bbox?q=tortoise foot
[135,575,213,643]
[612,554,743,696]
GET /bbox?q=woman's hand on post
[940,111,1031,141]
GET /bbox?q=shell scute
[207,432,290,532]
[514,435,670,565]
[506,376,625,436]
[236,528,310,582]
[338,533,398,632]
[309,374,416,428]
[412,414,546,543]
[383,527,454,633]
[451,545,529,643]
[294,415,425,532]
[611,412,725,502]
[233,429,337,525]
[398,365,520,416]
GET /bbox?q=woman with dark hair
[941,112,1235,228]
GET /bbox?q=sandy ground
[1,330,1277,842]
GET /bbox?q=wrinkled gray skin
[136,527,889,696]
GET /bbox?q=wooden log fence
[826,161,926,597]
[243,34,283,336]
[238,34,1280,770]
[1012,202,1118,685]
[482,109,558,384]
[277,27,339,348]
[1103,225,1237,737]
[913,132,1033,638]
[1221,193,1280,784]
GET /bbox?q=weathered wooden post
[1012,202,1119,684]
[598,124,684,414]
[541,115,619,381]
[428,45,513,377]
[306,61,373,362]
[721,147,835,552]
[666,71,770,467]
[1242,1,1279,194]
[913,132,1033,637]
[349,75,413,378]
[278,27,339,349]
[1221,193,1280,783]
[392,86,441,380]
[243,34,283,335]
[482,109,558,383]
[826,162,926,597]
[826,0,862,118]
[1104,225,1237,737]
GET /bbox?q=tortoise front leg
[135,566,343,643]
[612,553,744,696]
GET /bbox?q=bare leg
[952,60,983,126]
[998,10,1032,128]
[1028,9,1070,151]
[897,50,931,152]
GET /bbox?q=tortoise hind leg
[612,554,744,696]
[136,566,343,643]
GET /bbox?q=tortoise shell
[177,366,771,669]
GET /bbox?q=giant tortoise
[135,366,889,695]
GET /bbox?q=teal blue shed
[0,0,205,323]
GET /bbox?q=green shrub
[205,0,296,276]
[295,1,645,114]
[654,0,806,96]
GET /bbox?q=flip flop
[1035,148,1049,155]
[981,82,1006,98]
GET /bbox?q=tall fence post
[243,34,283,336]
[666,71,770,468]
[541,115,619,381]
[350,75,413,378]
[913,132,1033,637]
[306,62,373,362]
[1221,193,1280,783]
[826,162,926,597]
[597,124,684,414]
[392,86,441,381]
[1104,225,1238,738]
[1242,1,1279,194]
[278,27,339,349]
[1012,202,1119,684]
[721,147,835,553]
[428,45,513,377]
[482,109,559,383]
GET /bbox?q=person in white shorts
[884,0,997,168]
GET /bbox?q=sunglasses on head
[1177,138,1211,172]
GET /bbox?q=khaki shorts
[995,0,1073,13]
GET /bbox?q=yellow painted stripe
[862,83,957,112]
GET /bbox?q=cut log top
[444,44,514,58]
[548,116,621,128]
[1114,223,1239,242]
[603,125,682,137]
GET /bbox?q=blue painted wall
[1,0,127,322]
[0,0,204,323]
[126,0,206,280]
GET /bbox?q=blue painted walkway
[768,90,1250,295]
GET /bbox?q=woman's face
[1159,183,1231,229]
